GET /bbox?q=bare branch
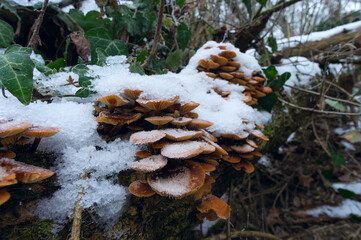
[27,0,49,51]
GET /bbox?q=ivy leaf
[75,88,96,98]
[262,66,277,81]
[5,44,32,54]
[176,0,185,8]
[0,52,34,105]
[47,58,66,72]
[96,48,107,66]
[325,99,346,112]
[338,188,356,199]
[136,50,149,64]
[271,72,291,91]
[256,0,267,7]
[0,0,21,20]
[60,9,101,32]
[258,92,277,112]
[177,22,191,50]
[32,59,53,75]
[166,49,181,72]
[331,152,344,167]
[104,39,128,56]
[242,0,252,18]
[0,19,14,47]
[72,64,93,87]
[129,62,145,75]
[267,36,278,52]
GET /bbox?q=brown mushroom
[123,89,143,100]
[147,161,205,198]
[130,130,166,144]
[97,94,129,110]
[0,166,17,187]
[128,155,168,172]
[0,189,10,205]
[193,175,215,200]
[221,132,249,140]
[0,150,16,159]
[22,126,61,152]
[180,101,200,115]
[197,194,231,219]
[129,180,156,197]
[230,144,255,153]
[250,130,269,141]
[188,119,214,129]
[163,129,203,141]
[161,141,204,159]
[171,117,193,127]
[137,96,179,114]
[145,116,173,129]
[135,150,152,158]
[0,120,31,138]
[210,55,228,66]
[232,160,254,173]
[219,51,237,59]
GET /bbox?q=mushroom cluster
[0,120,61,152]
[0,120,59,205]
[0,158,55,205]
[94,91,231,220]
[197,46,272,105]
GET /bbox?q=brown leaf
[299,174,313,188]
[70,32,91,64]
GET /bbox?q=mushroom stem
[109,122,124,136]
[30,137,42,152]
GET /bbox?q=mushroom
[210,55,228,66]
[232,160,254,173]
[222,154,241,163]
[0,189,10,205]
[136,96,179,114]
[198,59,220,71]
[128,155,167,172]
[219,50,237,59]
[219,72,234,80]
[220,66,237,72]
[97,112,142,136]
[145,116,173,129]
[161,141,204,159]
[147,161,205,198]
[0,120,31,138]
[162,129,203,141]
[0,150,16,159]
[198,162,216,172]
[221,132,249,140]
[188,119,214,130]
[250,130,269,141]
[97,94,129,112]
[180,101,200,115]
[123,89,143,100]
[193,175,215,200]
[200,136,228,156]
[170,117,192,127]
[197,194,231,219]
[0,158,54,183]
[230,144,255,153]
[135,150,152,158]
[22,126,61,152]
[130,130,166,144]
[0,166,17,187]
[129,180,156,197]
[199,141,216,154]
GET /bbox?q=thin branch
[284,84,361,107]
[142,0,166,68]
[27,0,49,51]
[277,94,361,116]
[51,5,84,33]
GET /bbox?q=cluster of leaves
[0,0,193,104]
[313,11,361,32]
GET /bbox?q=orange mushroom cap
[180,101,200,115]
[128,155,168,172]
[123,89,143,100]
[171,117,193,127]
[147,161,205,198]
[0,166,17,187]
[163,129,204,141]
[97,94,129,107]
[0,158,54,183]
[188,119,214,130]
[250,130,269,141]
[197,194,231,219]
[0,189,11,205]
[210,55,228,66]
[0,121,31,138]
[219,50,237,59]
[129,180,156,197]
[136,96,179,111]
[232,160,255,173]
[0,150,16,159]
[22,126,61,138]
[230,144,255,153]
[97,111,142,126]
[145,116,174,126]
[130,130,166,144]
[193,175,215,200]
[161,141,205,159]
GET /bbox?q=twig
[203,230,282,240]
[51,5,84,33]
[311,115,331,157]
[284,84,361,107]
[226,178,234,240]
[27,0,49,51]
[141,0,165,68]
[277,94,361,116]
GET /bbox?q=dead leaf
[70,32,91,64]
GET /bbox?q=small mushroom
[230,144,255,153]
[129,180,156,197]
[163,129,203,141]
[136,96,179,114]
[0,166,17,187]
[97,94,129,111]
[193,175,215,200]
[135,150,152,158]
[188,119,214,129]
[180,101,200,115]
[232,160,254,173]
[197,194,231,219]
[210,55,228,66]
[130,130,166,144]
[0,158,54,183]
[123,89,143,100]
[221,132,249,140]
[171,117,192,127]
[198,162,216,172]
[145,116,173,129]
[219,72,234,80]
[147,161,205,198]
[219,50,237,59]
[22,126,61,152]
[222,154,241,163]
[161,141,205,159]
[0,189,10,205]
[0,120,31,138]
[128,155,167,172]
[250,130,269,141]
[0,150,16,159]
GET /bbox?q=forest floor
[193,114,361,240]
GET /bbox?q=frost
[161,141,204,159]
[163,128,203,141]
[128,155,167,172]
[130,130,166,144]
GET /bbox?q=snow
[333,182,361,195]
[306,199,361,218]
[161,141,204,159]
[276,56,322,95]
[128,155,167,172]
[0,40,271,231]
[130,130,166,144]
[278,20,361,50]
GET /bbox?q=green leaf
[136,50,149,64]
[322,170,335,179]
[5,44,32,54]
[271,72,291,91]
[331,152,344,167]
[263,66,277,81]
[59,9,101,32]
[166,49,181,72]
[32,59,52,75]
[267,36,278,52]
[75,88,96,98]
[129,62,145,75]
[256,0,267,6]
[72,64,93,87]
[325,99,346,112]
[177,22,191,50]
[96,48,107,66]
[338,188,356,199]
[0,52,34,105]
[242,0,252,18]
[0,0,21,19]
[0,20,14,47]
[176,0,185,8]
[104,39,128,56]
[47,58,66,72]
[258,92,277,112]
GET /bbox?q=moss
[3,220,53,240]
